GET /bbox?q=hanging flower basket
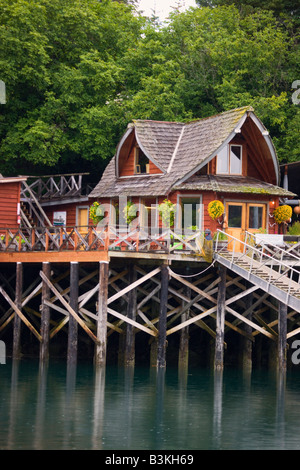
[158,199,176,228]
[207,200,224,221]
[123,201,138,225]
[273,205,292,224]
[89,201,105,225]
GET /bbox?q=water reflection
[1,360,300,450]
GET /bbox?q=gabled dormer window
[135,146,150,174]
[217,144,242,175]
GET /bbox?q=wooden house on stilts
[1,106,300,371]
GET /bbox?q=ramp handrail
[214,229,300,302]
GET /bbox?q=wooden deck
[0,225,212,263]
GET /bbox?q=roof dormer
[116,125,163,178]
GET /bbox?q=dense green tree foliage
[0,0,299,178]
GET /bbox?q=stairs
[214,232,300,313]
[20,201,35,228]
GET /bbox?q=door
[226,202,266,252]
[180,197,201,233]
[77,207,89,233]
[226,202,246,252]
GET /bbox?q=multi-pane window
[216,144,242,175]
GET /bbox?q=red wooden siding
[44,202,78,227]
[0,182,21,228]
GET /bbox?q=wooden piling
[95,261,109,366]
[278,301,287,371]
[240,284,253,372]
[67,262,79,365]
[40,262,51,363]
[214,265,226,370]
[12,262,23,359]
[178,279,190,370]
[157,264,168,368]
[125,263,137,367]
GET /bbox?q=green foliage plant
[89,201,105,225]
[288,221,300,236]
[123,201,137,225]
[158,199,176,228]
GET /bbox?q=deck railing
[214,229,300,302]
[0,225,212,257]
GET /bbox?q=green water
[1,359,300,450]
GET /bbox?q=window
[248,206,263,229]
[135,146,149,174]
[217,144,242,175]
[228,205,242,228]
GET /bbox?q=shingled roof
[90,106,290,198]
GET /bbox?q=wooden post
[278,301,287,371]
[214,265,226,371]
[178,274,190,370]
[240,284,253,372]
[40,262,51,363]
[13,262,23,359]
[125,263,137,367]
[67,262,79,365]
[95,261,109,366]
[157,264,168,368]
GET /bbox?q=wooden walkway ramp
[214,231,300,313]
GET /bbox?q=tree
[0,0,144,176]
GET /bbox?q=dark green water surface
[1,359,300,450]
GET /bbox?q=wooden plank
[107,267,161,305]
[0,251,109,263]
[0,285,42,342]
[169,269,217,304]
[39,270,100,345]
[107,307,156,336]
[225,306,276,340]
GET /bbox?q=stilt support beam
[278,301,287,371]
[40,262,51,363]
[125,263,137,367]
[215,265,226,371]
[13,262,23,359]
[95,261,109,366]
[67,262,79,365]
[157,264,169,368]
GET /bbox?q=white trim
[167,126,185,173]
[115,127,134,178]
[175,122,244,186]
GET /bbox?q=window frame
[134,146,149,175]
[217,144,243,175]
